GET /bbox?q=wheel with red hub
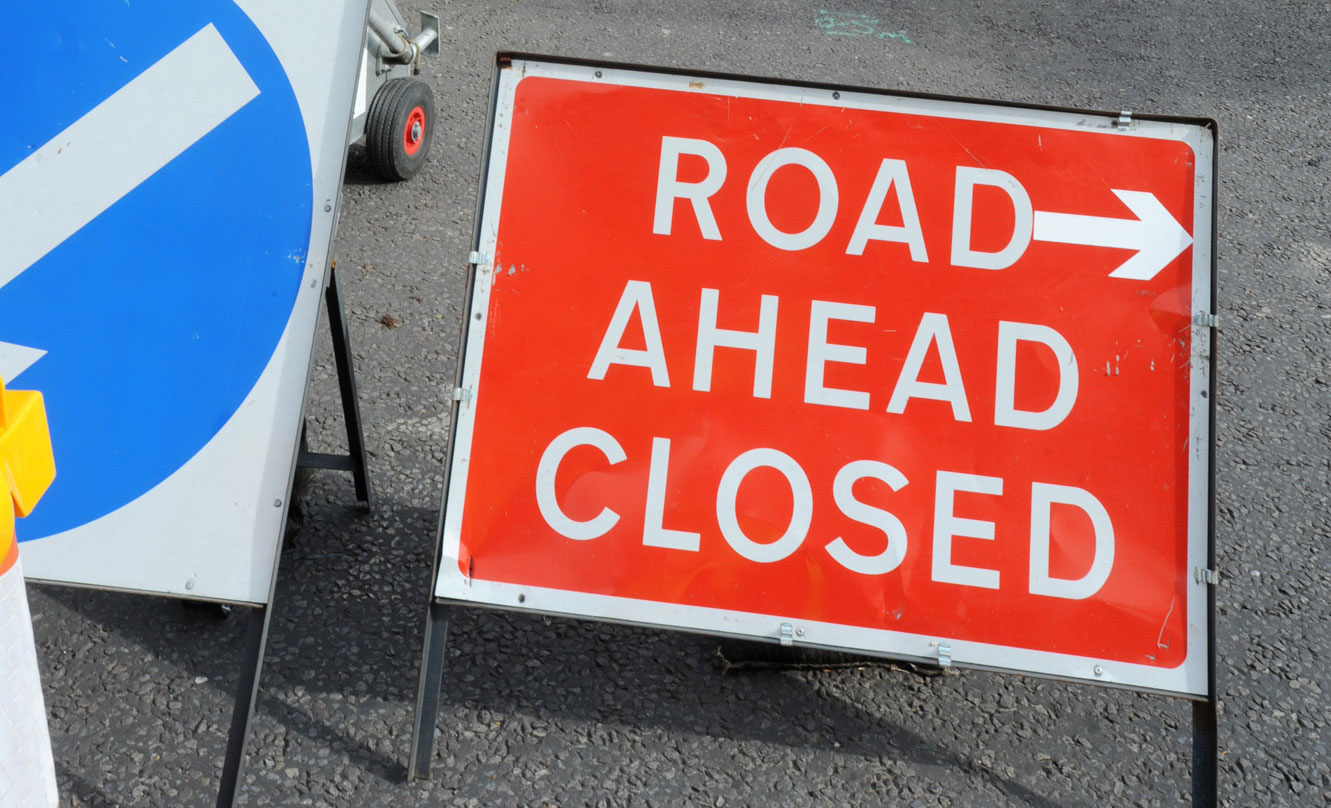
[366,78,435,181]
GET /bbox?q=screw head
[1093,665,1104,676]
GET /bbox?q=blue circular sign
[0,1,313,539]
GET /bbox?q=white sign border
[20,1,369,606]
[436,57,1215,699]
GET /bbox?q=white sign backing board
[2,1,368,605]
[432,56,1216,698]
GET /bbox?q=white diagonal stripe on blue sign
[0,23,260,289]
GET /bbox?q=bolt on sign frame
[413,53,1218,805]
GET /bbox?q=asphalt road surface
[29,1,1330,806]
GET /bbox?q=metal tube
[324,263,373,509]
[367,7,411,59]
[413,28,439,54]
[365,24,391,55]
[409,601,451,780]
[216,606,271,808]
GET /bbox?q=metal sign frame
[414,53,1218,804]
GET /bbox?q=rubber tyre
[366,78,435,181]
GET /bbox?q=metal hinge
[1193,312,1220,329]
[779,623,795,647]
[1195,567,1220,585]
[452,387,473,402]
[936,642,952,668]
[1113,110,1133,129]
[467,251,488,266]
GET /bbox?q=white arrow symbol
[0,342,46,383]
[1032,189,1193,281]
[0,23,259,382]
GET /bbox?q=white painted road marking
[0,23,260,381]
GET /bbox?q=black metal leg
[324,262,373,509]
[1192,696,1218,806]
[216,605,271,808]
[408,601,451,780]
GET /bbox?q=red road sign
[436,58,1215,696]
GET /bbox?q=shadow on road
[38,490,1068,806]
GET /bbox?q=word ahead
[436,60,1214,698]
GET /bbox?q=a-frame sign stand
[405,53,1221,808]
[296,261,375,508]
[215,259,373,808]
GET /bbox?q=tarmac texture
[28,1,1330,806]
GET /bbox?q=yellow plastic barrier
[1,378,56,554]
[0,376,58,808]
